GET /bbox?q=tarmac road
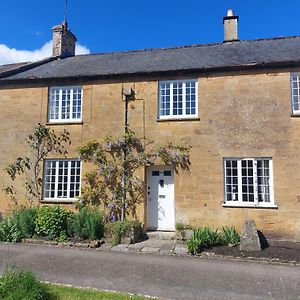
[0,243,299,300]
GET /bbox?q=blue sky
[0,0,299,64]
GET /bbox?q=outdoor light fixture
[122,88,135,100]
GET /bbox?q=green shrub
[0,208,38,242]
[175,222,193,231]
[69,207,103,240]
[17,207,38,238]
[35,205,73,240]
[186,227,221,254]
[219,226,240,246]
[0,267,52,300]
[104,220,142,245]
[0,217,20,242]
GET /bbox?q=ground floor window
[43,159,81,201]
[224,158,274,207]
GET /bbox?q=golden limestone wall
[0,69,299,240]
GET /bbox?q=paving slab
[110,244,128,252]
[141,247,160,254]
[126,243,144,253]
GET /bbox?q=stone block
[110,244,128,252]
[239,219,261,251]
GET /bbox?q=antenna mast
[64,0,68,24]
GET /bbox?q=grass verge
[46,284,151,300]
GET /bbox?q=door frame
[146,165,175,231]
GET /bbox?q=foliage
[175,222,193,231]
[0,267,52,300]
[0,207,37,242]
[186,226,240,254]
[3,123,70,204]
[219,226,240,246]
[104,220,142,245]
[77,129,191,220]
[69,207,103,240]
[35,206,73,240]
[186,227,221,255]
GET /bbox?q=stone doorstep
[146,231,175,240]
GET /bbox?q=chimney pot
[227,9,234,17]
[223,9,239,42]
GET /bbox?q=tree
[3,123,71,205]
[77,129,190,221]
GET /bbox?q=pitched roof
[1,36,300,82]
[0,62,30,74]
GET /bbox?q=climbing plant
[3,123,71,205]
[77,129,191,221]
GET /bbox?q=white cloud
[0,41,90,65]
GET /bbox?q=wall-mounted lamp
[122,88,135,101]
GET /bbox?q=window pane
[291,75,300,113]
[241,159,254,202]
[257,159,270,202]
[224,160,238,201]
[225,158,272,205]
[48,87,82,121]
[159,80,196,118]
[43,160,81,200]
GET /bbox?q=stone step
[146,231,175,240]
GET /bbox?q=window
[291,74,300,114]
[158,79,198,119]
[48,86,82,122]
[224,158,275,207]
[43,159,81,201]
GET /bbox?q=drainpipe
[121,88,134,221]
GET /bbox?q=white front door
[147,166,175,231]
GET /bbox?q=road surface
[0,243,299,299]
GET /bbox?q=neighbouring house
[0,10,300,241]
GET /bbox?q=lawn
[46,284,151,300]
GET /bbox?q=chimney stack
[51,21,77,57]
[223,9,239,42]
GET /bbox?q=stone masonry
[0,69,300,241]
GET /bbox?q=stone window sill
[46,121,83,126]
[40,199,77,204]
[157,117,200,122]
[222,203,278,209]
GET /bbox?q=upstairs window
[224,158,275,207]
[291,74,300,115]
[158,80,198,119]
[43,159,81,201]
[48,86,82,122]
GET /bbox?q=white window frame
[158,79,198,120]
[223,157,275,208]
[43,159,82,202]
[291,73,300,115]
[48,86,83,123]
